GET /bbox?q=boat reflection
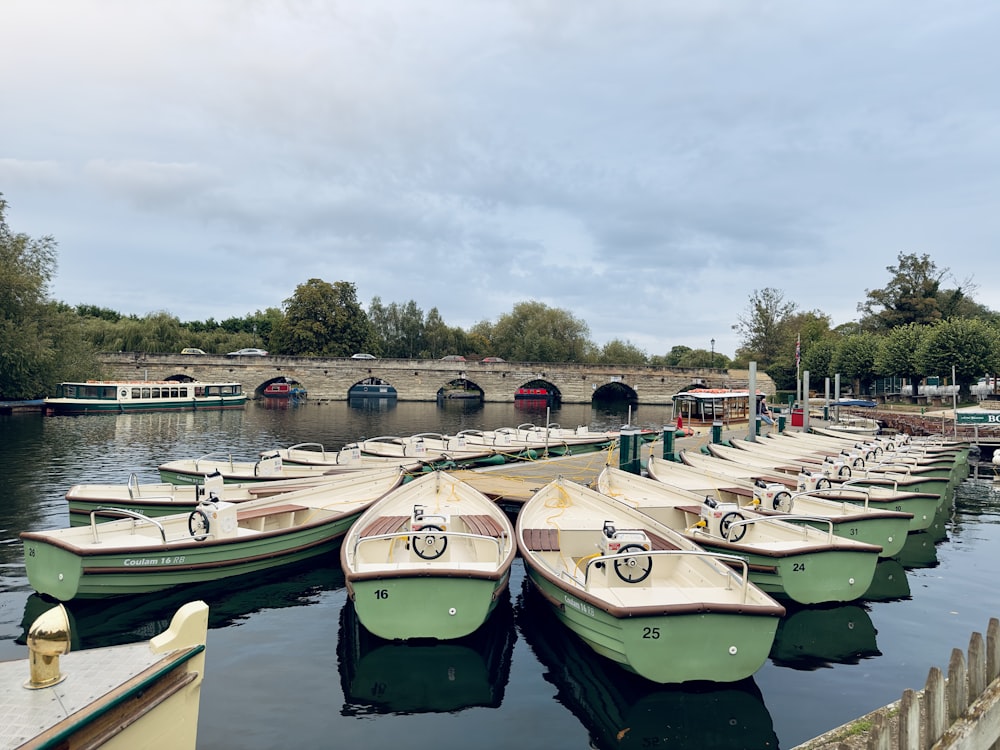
[896,531,940,569]
[769,603,880,670]
[515,582,778,750]
[338,595,515,715]
[18,557,346,650]
[349,396,397,411]
[863,559,911,602]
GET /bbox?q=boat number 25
[642,626,660,639]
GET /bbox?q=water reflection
[769,603,880,670]
[515,581,778,750]
[18,557,346,649]
[896,531,939,569]
[863,559,911,602]
[338,595,515,715]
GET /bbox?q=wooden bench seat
[462,514,507,538]
[644,530,682,551]
[676,505,705,516]
[236,504,309,522]
[522,528,560,552]
[722,486,755,498]
[359,515,408,537]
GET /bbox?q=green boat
[647,455,912,558]
[341,471,517,641]
[517,476,785,684]
[515,578,780,749]
[596,467,882,605]
[21,469,405,600]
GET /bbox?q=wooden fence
[796,618,1000,749]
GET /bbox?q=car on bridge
[441,355,466,361]
[227,348,269,356]
[351,353,377,359]
[181,348,206,355]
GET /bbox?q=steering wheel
[772,491,793,513]
[720,511,747,542]
[613,543,653,583]
[188,508,210,541]
[412,525,448,560]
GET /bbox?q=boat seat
[723,486,755,499]
[461,514,507,538]
[643,530,681,551]
[522,528,560,552]
[236,504,308,522]
[676,505,705,516]
[359,515,408,537]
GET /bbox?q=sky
[3,1,999,359]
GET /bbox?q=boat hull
[22,514,359,600]
[524,567,779,684]
[680,533,877,604]
[348,572,510,640]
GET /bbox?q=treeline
[3,192,999,400]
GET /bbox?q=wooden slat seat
[236,504,308,522]
[523,528,560,551]
[676,505,705,516]
[644,530,681,551]
[359,515,408,537]
[722,486,755,498]
[462,514,507,538]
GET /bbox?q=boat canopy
[671,388,767,425]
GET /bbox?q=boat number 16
[374,589,389,599]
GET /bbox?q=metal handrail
[579,549,755,602]
[351,529,507,562]
[90,507,168,544]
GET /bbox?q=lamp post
[710,338,715,368]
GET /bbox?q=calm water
[2,400,999,749]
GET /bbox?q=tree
[800,336,839,383]
[831,333,881,397]
[1,194,100,399]
[596,339,648,365]
[858,253,949,331]
[271,279,371,357]
[490,301,592,362]
[733,288,797,367]
[874,323,930,403]
[916,319,1000,400]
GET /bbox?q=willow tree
[0,195,97,398]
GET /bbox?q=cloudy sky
[3,1,998,358]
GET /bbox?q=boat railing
[193,452,236,471]
[866,460,915,474]
[286,443,329,459]
[793,486,872,510]
[90,507,169,544]
[127,472,141,498]
[578,549,756,602]
[351,529,507,562]
[747,514,836,541]
[843,476,903,493]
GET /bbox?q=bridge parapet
[99,353,773,405]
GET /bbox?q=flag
[795,334,801,367]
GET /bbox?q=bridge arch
[437,377,485,401]
[593,381,638,404]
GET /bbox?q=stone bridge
[99,352,774,404]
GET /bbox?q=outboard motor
[824,455,852,478]
[753,479,793,512]
[700,496,746,540]
[599,520,650,555]
[797,468,832,492]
